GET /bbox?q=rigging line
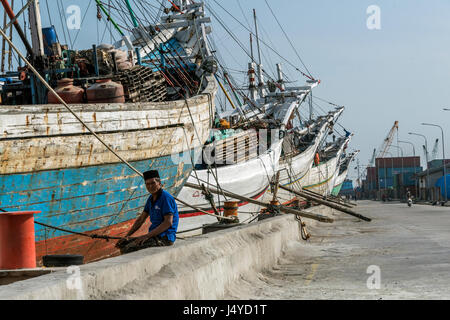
[83,180,142,256]
[100,14,111,43]
[311,94,344,108]
[129,5,199,91]
[236,0,252,31]
[0,26,144,177]
[309,99,347,133]
[0,5,226,226]
[71,0,93,48]
[44,0,52,26]
[264,0,313,78]
[85,118,191,253]
[207,9,283,88]
[256,16,278,79]
[58,0,73,48]
[55,0,68,46]
[34,221,123,240]
[208,0,315,81]
[87,94,207,249]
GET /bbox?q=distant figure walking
[116,170,179,254]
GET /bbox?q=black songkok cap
[143,170,160,180]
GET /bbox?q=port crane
[368,148,376,166]
[431,138,439,160]
[376,121,399,158]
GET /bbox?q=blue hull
[0,151,193,242]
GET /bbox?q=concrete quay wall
[0,206,335,300]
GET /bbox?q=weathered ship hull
[303,156,341,196]
[268,113,338,204]
[176,139,283,230]
[331,151,358,196]
[175,94,315,229]
[0,76,216,264]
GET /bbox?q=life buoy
[314,153,320,165]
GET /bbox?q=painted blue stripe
[0,150,194,241]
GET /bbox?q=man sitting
[116,170,179,254]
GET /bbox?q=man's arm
[136,214,173,244]
[126,210,149,237]
[115,210,149,247]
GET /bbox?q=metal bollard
[0,211,40,270]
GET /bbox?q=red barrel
[0,211,40,270]
[48,78,84,104]
[86,79,125,103]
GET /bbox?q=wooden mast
[252,9,264,98]
[28,0,44,57]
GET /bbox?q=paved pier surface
[225,200,450,299]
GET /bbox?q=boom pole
[0,0,33,57]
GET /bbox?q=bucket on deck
[0,211,40,270]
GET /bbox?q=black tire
[42,254,84,267]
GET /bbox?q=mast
[0,0,33,57]
[253,9,264,98]
[124,0,138,28]
[28,0,44,57]
[7,1,13,70]
[276,63,284,91]
[1,5,7,72]
[249,33,253,63]
[248,62,257,100]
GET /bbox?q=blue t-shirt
[144,189,179,242]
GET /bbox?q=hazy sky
[3,0,450,183]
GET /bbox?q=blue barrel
[42,26,57,56]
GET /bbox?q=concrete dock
[225,200,450,299]
[1,201,448,299]
[0,205,332,299]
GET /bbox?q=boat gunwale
[0,74,216,115]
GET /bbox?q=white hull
[176,84,322,231]
[270,109,344,204]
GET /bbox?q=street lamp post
[421,123,447,203]
[409,132,430,201]
[399,140,418,198]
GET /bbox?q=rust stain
[93,112,97,123]
[87,144,94,163]
[76,141,82,157]
[26,115,30,126]
[43,112,49,125]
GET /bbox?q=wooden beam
[184,182,333,223]
[279,184,371,222]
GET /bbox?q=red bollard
[0,211,40,270]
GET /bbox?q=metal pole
[0,0,33,56]
[422,123,447,203]
[409,132,430,201]
[252,8,264,98]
